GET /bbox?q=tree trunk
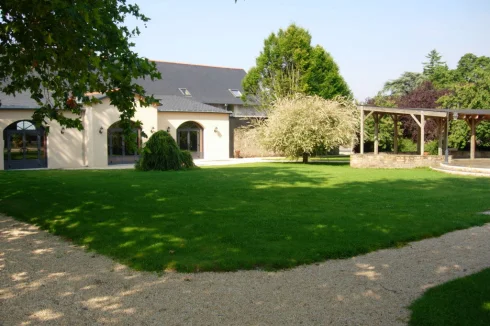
[302,153,309,163]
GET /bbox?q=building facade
[0,61,257,170]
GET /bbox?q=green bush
[398,138,417,152]
[180,150,196,169]
[425,140,439,155]
[135,130,195,171]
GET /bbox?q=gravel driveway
[1,215,489,326]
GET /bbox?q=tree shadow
[1,215,489,325]
[0,164,489,273]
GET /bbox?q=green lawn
[409,268,490,326]
[0,163,489,272]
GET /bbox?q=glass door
[108,128,140,165]
[5,131,46,170]
[177,130,202,158]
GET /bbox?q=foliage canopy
[382,72,427,97]
[256,95,359,162]
[242,24,351,107]
[370,50,490,150]
[0,0,160,130]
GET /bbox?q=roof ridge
[149,59,245,71]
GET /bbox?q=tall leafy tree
[242,24,350,107]
[437,60,490,149]
[455,53,490,83]
[0,1,160,130]
[397,81,449,142]
[423,49,446,77]
[307,46,351,100]
[382,72,427,97]
[429,65,456,88]
[438,68,490,109]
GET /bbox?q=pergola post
[393,114,398,154]
[438,118,444,156]
[374,113,379,155]
[420,114,425,156]
[410,113,424,155]
[470,119,476,160]
[416,117,421,154]
[360,108,364,154]
[469,118,482,160]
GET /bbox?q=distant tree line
[365,50,490,150]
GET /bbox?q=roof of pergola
[359,106,490,120]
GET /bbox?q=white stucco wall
[0,110,84,170]
[1,103,230,169]
[158,112,230,160]
[86,97,158,168]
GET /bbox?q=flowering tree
[257,95,359,163]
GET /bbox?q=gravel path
[1,215,489,326]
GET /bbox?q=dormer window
[229,89,242,98]
[179,88,192,97]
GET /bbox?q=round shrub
[180,150,196,169]
[136,130,195,171]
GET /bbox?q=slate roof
[0,92,39,109]
[137,61,247,105]
[156,96,230,114]
[1,61,248,112]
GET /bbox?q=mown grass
[0,163,489,272]
[410,268,490,326]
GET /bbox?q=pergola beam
[360,106,447,117]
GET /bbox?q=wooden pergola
[359,106,490,160]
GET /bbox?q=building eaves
[156,95,231,114]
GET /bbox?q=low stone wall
[450,151,490,159]
[350,153,448,169]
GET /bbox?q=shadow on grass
[0,163,489,272]
[409,268,490,326]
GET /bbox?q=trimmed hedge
[136,130,195,171]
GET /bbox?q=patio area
[433,159,490,177]
[448,158,490,169]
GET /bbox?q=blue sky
[128,0,490,101]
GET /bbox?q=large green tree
[423,49,446,77]
[0,1,160,131]
[382,72,427,97]
[307,46,352,99]
[242,24,351,107]
[437,55,490,148]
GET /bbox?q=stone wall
[350,153,449,169]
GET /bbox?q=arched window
[7,121,37,131]
[177,121,203,159]
[3,120,46,170]
[107,121,142,165]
